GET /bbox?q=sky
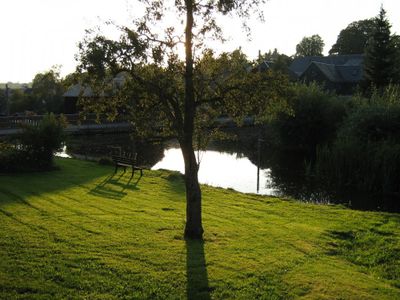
[1,0,400,83]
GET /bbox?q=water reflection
[59,133,399,212]
[64,133,164,166]
[152,148,277,195]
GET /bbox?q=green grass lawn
[0,158,399,299]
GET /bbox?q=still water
[152,148,277,195]
[58,141,276,195]
[60,133,399,212]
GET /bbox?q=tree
[259,48,292,73]
[329,19,375,55]
[295,35,324,57]
[77,0,289,239]
[392,35,400,83]
[31,68,64,113]
[364,7,397,89]
[9,89,32,114]
[8,69,64,114]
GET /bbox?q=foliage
[76,0,286,238]
[314,86,400,197]
[31,68,64,113]
[9,68,64,114]
[0,142,19,172]
[0,158,399,299]
[364,7,398,89]
[258,48,293,73]
[329,19,375,55]
[0,114,65,172]
[9,89,34,114]
[268,83,348,156]
[295,34,324,57]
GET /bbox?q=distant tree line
[0,67,68,115]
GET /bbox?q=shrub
[0,114,65,172]
[19,113,65,169]
[268,83,348,157]
[314,98,400,197]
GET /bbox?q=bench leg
[140,169,143,177]
[131,167,134,179]
[114,164,118,174]
[123,166,126,173]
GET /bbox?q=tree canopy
[295,35,324,57]
[76,0,290,239]
[9,68,64,114]
[329,19,375,55]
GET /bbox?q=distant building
[289,54,364,94]
[63,84,94,114]
[63,72,128,114]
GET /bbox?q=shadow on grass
[186,239,212,300]
[160,170,186,196]
[0,158,114,207]
[89,171,141,200]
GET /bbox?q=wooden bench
[111,152,144,178]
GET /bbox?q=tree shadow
[0,158,113,207]
[186,239,212,300]
[89,172,141,200]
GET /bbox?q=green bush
[269,83,348,157]
[0,142,20,172]
[314,99,400,197]
[0,114,65,172]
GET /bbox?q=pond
[152,147,277,195]
[58,138,276,195]
[60,133,400,213]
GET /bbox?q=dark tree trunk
[181,141,203,239]
[182,0,203,239]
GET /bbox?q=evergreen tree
[364,7,397,89]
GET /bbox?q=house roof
[289,54,364,77]
[301,61,363,84]
[63,72,130,98]
[254,61,274,72]
[336,65,363,82]
[63,84,94,98]
[311,62,339,82]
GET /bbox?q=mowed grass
[0,158,399,299]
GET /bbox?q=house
[289,54,364,94]
[63,72,128,114]
[63,84,94,114]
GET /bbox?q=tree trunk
[181,141,204,239]
[182,0,203,239]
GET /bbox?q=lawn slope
[0,158,399,299]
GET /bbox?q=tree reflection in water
[64,133,399,212]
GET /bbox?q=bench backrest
[112,152,137,165]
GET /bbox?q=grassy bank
[0,158,399,299]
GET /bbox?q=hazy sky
[1,0,399,83]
